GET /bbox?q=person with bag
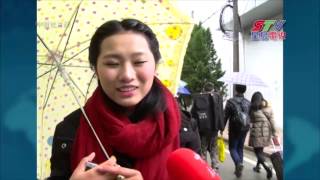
[222,84,251,177]
[249,91,277,179]
[191,83,224,170]
[216,135,226,163]
[270,136,283,180]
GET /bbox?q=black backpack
[229,99,250,131]
[191,94,213,133]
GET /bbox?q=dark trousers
[254,147,266,164]
[253,147,270,169]
[228,130,248,166]
[199,131,219,168]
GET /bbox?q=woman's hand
[70,152,143,180]
[70,152,117,180]
[272,135,280,146]
[98,164,143,180]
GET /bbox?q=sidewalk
[221,127,283,156]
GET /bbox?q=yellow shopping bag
[217,136,226,162]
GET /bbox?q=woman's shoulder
[262,106,273,114]
[259,106,273,120]
[252,109,264,117]
[54,109,81,137]
[64,108,82,123]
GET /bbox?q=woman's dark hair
[89,19,165,122]
[235,84,246,94]
[89,18,161,69]
[249,91,268,115]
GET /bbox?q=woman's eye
[134,61,147,65]
[104,62,119,66]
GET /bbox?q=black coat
[191,92,225,133]
[48,109,134,180]
[210,92,225,131]
[49,109,81,180]
[179,110,201,154]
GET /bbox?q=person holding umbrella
[222,84,251,177]
[49,19,180,180]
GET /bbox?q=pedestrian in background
[191,83,224,170]
[177,95,201,154]
[223,84,251,177]
[249,91,277,179]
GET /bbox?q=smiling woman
[96,32,156,108]
[49,19,181,180]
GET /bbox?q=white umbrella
[218,72,268,87]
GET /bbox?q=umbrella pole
[233,0,240,96]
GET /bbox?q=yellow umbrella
[37,0,193,178]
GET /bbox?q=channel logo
[251,20,286,41]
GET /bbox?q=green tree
[181,23,226,95]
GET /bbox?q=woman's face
[96,32,156,108]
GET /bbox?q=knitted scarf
[71,80,180,180]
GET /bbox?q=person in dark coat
[223,84,250,177]
[191,83,224,170]
[249,91,277,179]
[177,95,201,154]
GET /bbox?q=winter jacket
[48,109,134,180]
[180,109,201,154]
[211,92,225,131]
[191,92,225,133]
[48,109,81,180]
[248,106,277,147]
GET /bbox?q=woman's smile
[117,85,138,97]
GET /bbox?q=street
[205,148,277,180]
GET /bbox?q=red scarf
[71,80,180,180]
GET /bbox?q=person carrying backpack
[222,84,251,177]
[191,83,224,170]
